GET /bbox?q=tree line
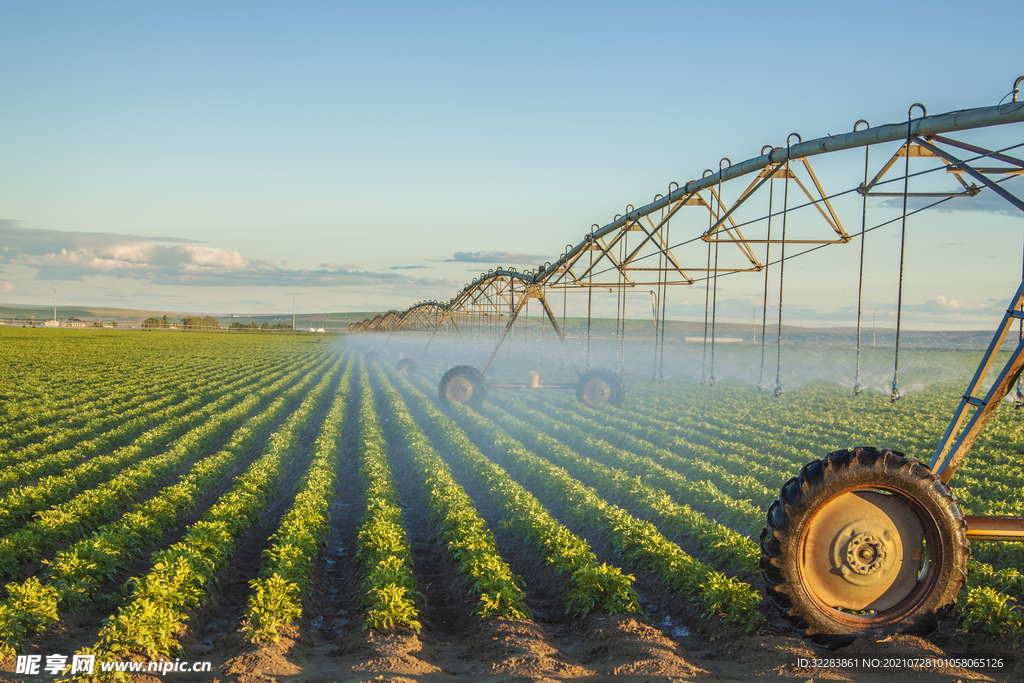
[142,315,294,331]
[228,322,292,330]
[143,315,222,330]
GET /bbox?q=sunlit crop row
[90,359,341,661]
[243,362,353,643]
[355,364,422,633]
[394,370,642,618]
[372,365,531,621]
[0,357,332,657]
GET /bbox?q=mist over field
[349,326,996,397]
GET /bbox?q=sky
[1,1,1023,328]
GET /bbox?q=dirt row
[178,368,1024,682]
[3,363,1019,682]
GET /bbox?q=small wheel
[576,368,625,407]
[397,359,418,375]
[439,365,487,406]
[760,448,969,648]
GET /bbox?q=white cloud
[19,248,143,273]
[178,245,249,269]
[927,295,987,313]
[0,224,457,291]
[0,281,13,294]
[104,242,156,263]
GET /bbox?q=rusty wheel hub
[582,378,611,406]
[801,490,925,612]
[445,376,474,403]
[845,531,888,575]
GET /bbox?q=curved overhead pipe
[543,101,1024,287]
[352,90,1024,331]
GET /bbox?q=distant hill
[0,302,1008,349]
[0,303,385,331]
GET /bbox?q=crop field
[0,328,1021,682]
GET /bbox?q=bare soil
[1,371,1020,683]
[204,608,1020,683]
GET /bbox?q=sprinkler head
[853,380,863,397]
[774,382,783,398]
[890,381,901,404]
[709,374,716,387]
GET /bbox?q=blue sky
[1,1,1022,328]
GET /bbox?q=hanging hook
[719,157,732,171]
[1014,76,1024,103]
[787,133,802,149]
[908,103,927,120]
[703,169,715,178]
[854,119,870,132]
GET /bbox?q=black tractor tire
[576,368,625,407]
[439,365,487,406]
[760,447,969,649]
[397,359,418,375]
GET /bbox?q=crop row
[0,331,316,426]
[0,355,336,656]
[372,364,531,621]
[479,402,759,578]
[393,370,642,618]
[0,331,305,431]
[88,357,343,661]
[0,354,330,581]
[518,393,777,509]
[0,336,190,423]
[0,352,283,459]
[0,358,285,496]
[243,361,355,643]
[618,378,1024,641]
[0,353,322,545]
[354,364,422,633]
[426,385,763,631]
[435,383,765,541]
[580,395,803,488]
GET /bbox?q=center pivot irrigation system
[352,77,1024,644]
